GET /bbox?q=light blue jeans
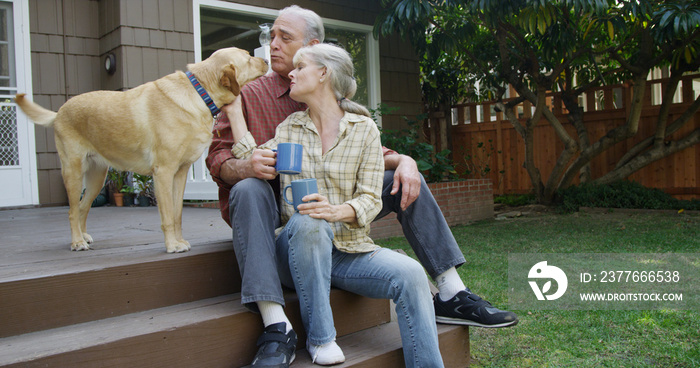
[275,213,445,368]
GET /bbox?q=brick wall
[369,179,494,240]
[187,179,495,240]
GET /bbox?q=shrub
[556,180,700,212]
[371,104,458,183]
[495,193,536,207]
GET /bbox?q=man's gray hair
[279,5,325,45]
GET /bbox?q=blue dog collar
[186,71,220,116]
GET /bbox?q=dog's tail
[14,93,58,127]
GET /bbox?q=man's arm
[220,151,276,184]
[384,152,422,210]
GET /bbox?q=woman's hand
[297,193,356,223]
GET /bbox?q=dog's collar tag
[186,71,221,117]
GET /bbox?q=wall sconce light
[104,53,117,75]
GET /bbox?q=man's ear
[307,39,321,46]
[220,63,241,95]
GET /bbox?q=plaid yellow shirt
[232,110,384,253]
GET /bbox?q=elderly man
[206,5,517,367]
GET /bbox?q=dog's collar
[186,71,220,116]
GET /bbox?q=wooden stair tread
[0,290,391,368]
[293,323,470,367]
[0,294,246,366]
[0,243,241,338]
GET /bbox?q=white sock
[257,300,292,333]
[436,267,466,302]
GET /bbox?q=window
[194,1,380,109]
[0,2,17,167]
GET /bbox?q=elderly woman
[229,43,444,367]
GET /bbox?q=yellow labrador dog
[16,47,267,253]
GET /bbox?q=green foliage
[371,103,458,183]
[120,186,135,194]
[106,168,128,193]
[376,0,700,204]
[133,173,154,196]
[494,193,536,206]
[557,180,700,212]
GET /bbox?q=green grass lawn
[375,209,699,367]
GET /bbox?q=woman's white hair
[294,43,371,117]
[278,5,325,45]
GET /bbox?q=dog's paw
[82,233,94,244]
[71,241,91,251]
[179,239,191,250]
[166,240,190,253]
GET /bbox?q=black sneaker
[434,289,518,328]
[250,322,297,367]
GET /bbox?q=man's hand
[220,149,277,184]
[390,155,422,210]
[248,149,278,180]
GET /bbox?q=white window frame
[185,0,382,200]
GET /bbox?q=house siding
[27,0,422,206]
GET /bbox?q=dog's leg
[60,156,92,251]
[78,164,109,244]
[153,168,190,253]
[172,165,191,250]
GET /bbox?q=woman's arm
[342,123,385,227]
[225,97,249,144]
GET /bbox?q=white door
[0,0,37,208]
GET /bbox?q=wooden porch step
[0,291,391,368]
[0,207,470,367]
[293,322,470,367]
[0,241,241,338]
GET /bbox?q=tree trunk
[595,128,700,184]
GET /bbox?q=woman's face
[288,54,325,103]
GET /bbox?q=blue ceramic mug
[283,178,318,211]
[275,143,303,175]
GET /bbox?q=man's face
[269,13,307,79]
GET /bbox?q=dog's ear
[220,64,241,95]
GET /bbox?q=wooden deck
[0,206,232,282]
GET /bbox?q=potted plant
[133,173,154,207]
[107,168,128,206]
[120,185,136,206]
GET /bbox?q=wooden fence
[426,74,700,200]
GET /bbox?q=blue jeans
[228,172,465,307]
[276,213,444,368]
[227,172,464,363]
